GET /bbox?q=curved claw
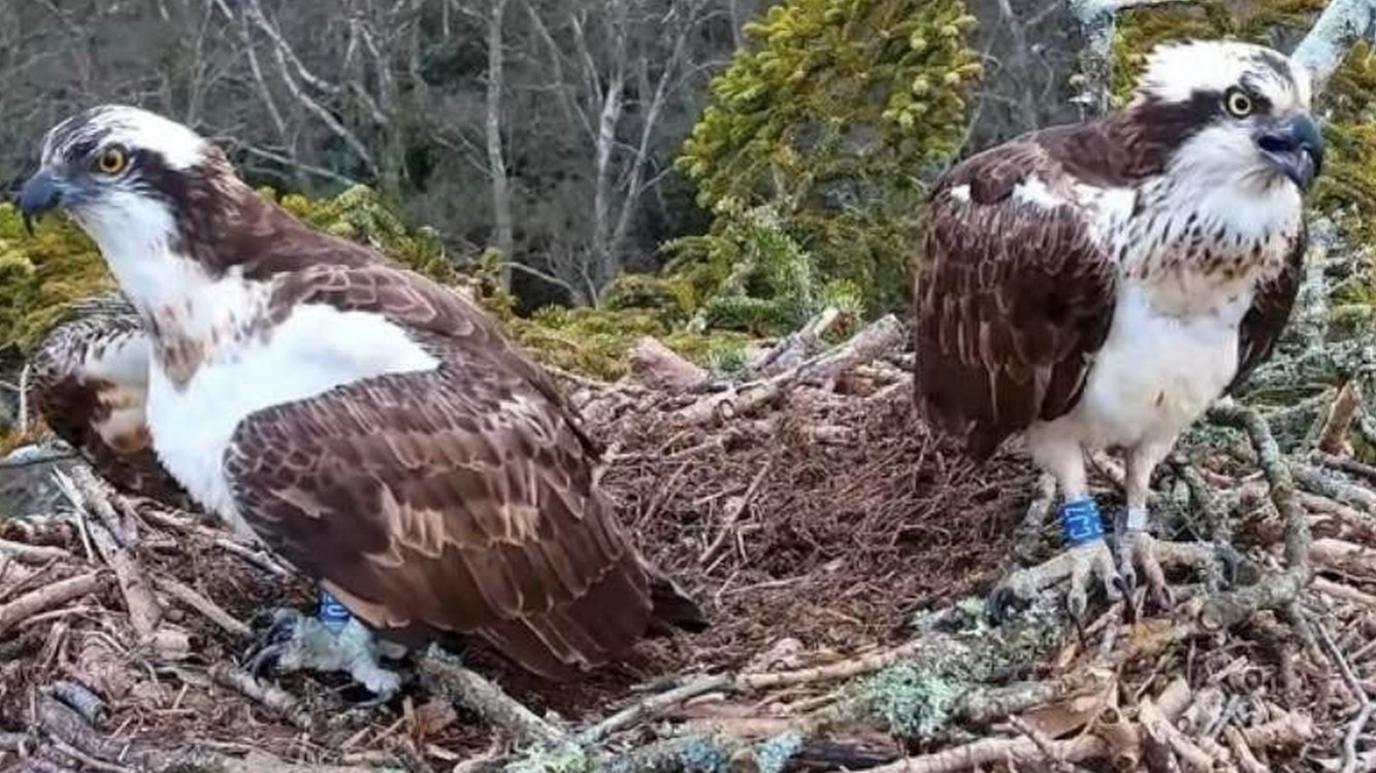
[249,643,285,680]
[988,540,1122,623]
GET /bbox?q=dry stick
[137,508,293,578]
[1291,462,1376,512]
[575,636,934,747]
[1314,451,1376,485]
[737,637,929,691]
[866,734,1109,773]
[1138,694,1216,772]
[1202,402,1311,630]
[1237,711,1315,748]
[1223,725,1268,773]
[1318,381,1363,454]
[45,681,108,727]
[0,572,105,637]
[576,674,732,746]
[670,314,904,427]
[152,576,251,638]
[0,539,72,565]
[417,646,566,747]
[1315,621,1372,773]
[697,459,773,565]
[208,664,312,731]
[1006,715,1077,773]
[70,467,137,547]
[1313,576,1376,609]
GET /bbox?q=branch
[1290,0,1376,93]
[1068,0,1195,117]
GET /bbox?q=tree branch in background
[1291,0,1376,92]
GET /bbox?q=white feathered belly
[1037,283,1251,451]
[144,303,439,538]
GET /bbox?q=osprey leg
[1114,443,1226,610]
[245,590,407,704]
[989,436,1124,621]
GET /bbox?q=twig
[736,637,929,690]
[0,572,106,636]
[1292,462,1376,512]
[1223,725,1268,773]
[417,645,566,747]
[670,315,904,426]
[698,460,772,565]
[208,663,312,731]
[1318,381,1362,454]
[153,576,251,638]
[1316,619,1372,773]
[1313,451,1376,485]
[45,681,108,726]
[576,674,731,746]
[866,734,1108,772]
[1203,401,1311,629]
[1007,715,1076,772]
[0,539,72,565]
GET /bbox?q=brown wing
[914,134,1120,459]
[26,296,193,507]
[1227,223,1307,394]
[224,265,703,679]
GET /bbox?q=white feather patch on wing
[1012,176,1061,209]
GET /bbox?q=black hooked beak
[17,168,65,236]
[1256,113,1324,192]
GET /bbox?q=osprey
[914,41,1323,617]
[26,294,193,508]
[18,105,705,698]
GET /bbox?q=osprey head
[17,104,226,239]
[1128,40,1324,192]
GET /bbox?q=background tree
[670,0,981,332]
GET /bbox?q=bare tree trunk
[606,3,698,274]
[587,3,628,302]
[486,0,515,286]
[728,0,746,49]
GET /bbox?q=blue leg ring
[1060,497,1104,547]
[318,588,352,634]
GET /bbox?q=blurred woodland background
[0,0,1374,405]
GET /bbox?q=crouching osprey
[18,105,705,698]
[914,41,1323,618]
[26,294,193,509]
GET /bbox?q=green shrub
[673,0,980,324]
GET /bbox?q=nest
[2,314,1376,772]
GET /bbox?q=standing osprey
[26,294,193,509]
[914,41,1323,618]
[18,105,704,698]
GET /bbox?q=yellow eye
[1225,89,1253,118]
[95,147,127,175]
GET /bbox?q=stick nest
[2,313,1376,772]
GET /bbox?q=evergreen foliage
[671,0,981,328]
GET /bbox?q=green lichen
[752,731,804,773]
[850,595,1065,740]
[503,744,595,773]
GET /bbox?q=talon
[249,643,284,679]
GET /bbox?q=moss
[0,204,114,356]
